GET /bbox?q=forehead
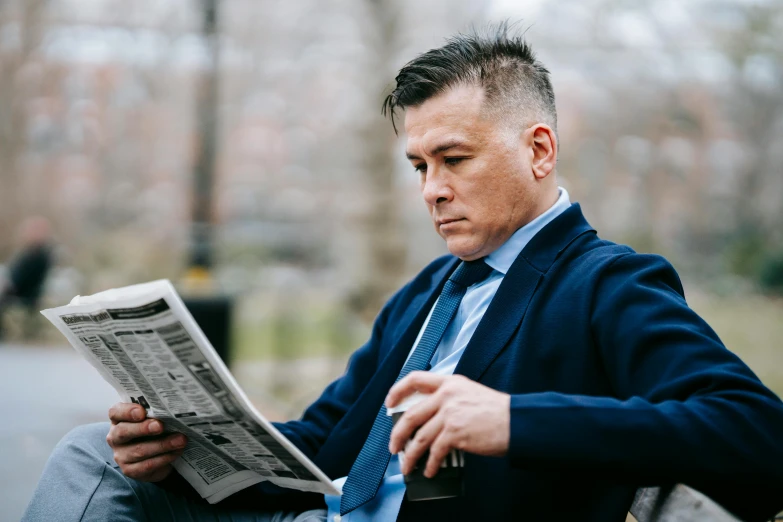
[404,85,488,148]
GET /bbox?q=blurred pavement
[0,344,116,522]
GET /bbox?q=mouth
[437,218,464,228]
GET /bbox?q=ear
[528,124,557,180]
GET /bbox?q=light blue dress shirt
[324,188,572,522]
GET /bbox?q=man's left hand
[386,372,510,478]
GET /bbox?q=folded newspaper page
[41,280,341,504]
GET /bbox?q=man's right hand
[106,402,188,482]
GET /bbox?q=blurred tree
[0,0,46,257]
[714,2,783,291]
[759,251,783,295]
[528,0,783,286]
[189,0,220,276]
[346,0,407,322]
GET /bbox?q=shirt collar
[485,187,572,275]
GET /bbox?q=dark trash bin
[182,295,234,366]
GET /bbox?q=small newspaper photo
[41,280,341,504]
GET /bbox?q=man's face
[404,85,542,261]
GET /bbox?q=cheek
[468,186,521,234]
[462,184,504,223]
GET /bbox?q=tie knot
[449,259,493,287]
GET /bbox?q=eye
[413,163,427,173]
[445,157,465,166]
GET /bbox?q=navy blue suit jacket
[226,204,783,521]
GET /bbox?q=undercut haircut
[382,22,557,136]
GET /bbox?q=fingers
[107,418,165,446]
[116,433,188,464]
[111,432,188,482]
[109,402,146,424]
[119,448,184,482]
[389,396,440,454]
[398,412,444,476]
[386,371,447,409]
[105,402,187,483]
[424,432,452,478]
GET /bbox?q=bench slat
[630,485,739,522]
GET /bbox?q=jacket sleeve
[507,253,783,518]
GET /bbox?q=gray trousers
[22,423,327,522]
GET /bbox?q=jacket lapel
[455,203,596,381]
[454,257,542,381]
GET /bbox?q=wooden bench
[630,485,783,522]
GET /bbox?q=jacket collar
[518,202,596,273]
[485,187,572,275]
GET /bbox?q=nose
[421,170,453,207]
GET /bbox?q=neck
[523,184,560,229]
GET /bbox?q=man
[24,25,783,522]
[0,217,53,340]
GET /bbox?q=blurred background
[1,0,782,519]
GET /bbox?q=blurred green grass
[233,304,369,362]
[687,291,783,397]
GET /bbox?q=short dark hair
[382,22,557,135]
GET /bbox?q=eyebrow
[405,139,470,160]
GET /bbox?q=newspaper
[41,280,341,504]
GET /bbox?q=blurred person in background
[0,216,54,341]
[22,24,783,522]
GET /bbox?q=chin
[445,238,483,261]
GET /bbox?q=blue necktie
[340,259,493,515]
